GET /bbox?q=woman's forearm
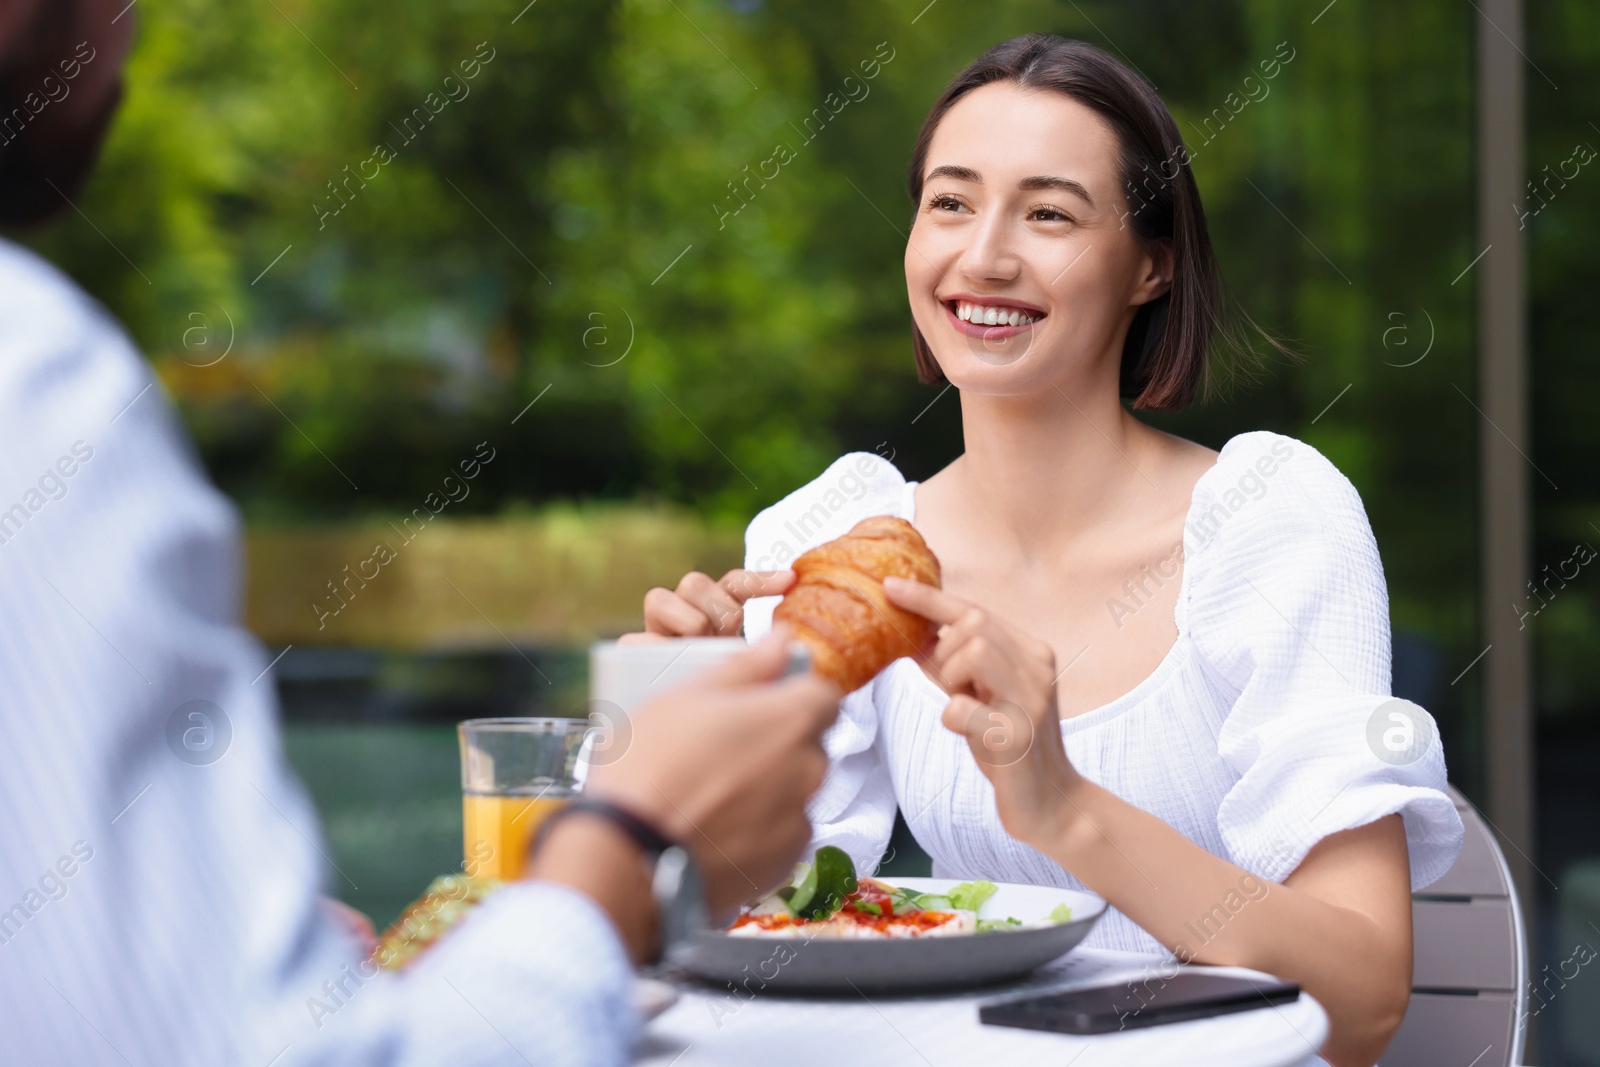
[1044,776,1412,1067]
[877,579,1415,1064]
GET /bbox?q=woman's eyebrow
[1018,174,1095,207]
[924,164,1095,208]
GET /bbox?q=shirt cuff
[404,879,642,1067]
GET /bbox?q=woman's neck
[945,378,1157,561]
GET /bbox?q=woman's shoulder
[1184,430,1376,565]
[1180,430,1391,687]
[745,450,911,571]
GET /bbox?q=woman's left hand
[883,576,1083,851]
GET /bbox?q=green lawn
[282,722,463,928]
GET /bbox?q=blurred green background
[8,0,1600,1059]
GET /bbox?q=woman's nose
[957,215,1021,282]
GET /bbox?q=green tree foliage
[9,0,1597,724]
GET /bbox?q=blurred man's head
[0,0,135,227]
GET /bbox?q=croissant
[774,515,942,693]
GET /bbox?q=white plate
[673,878,1106,994]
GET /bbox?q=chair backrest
[1381,785,1528,1066]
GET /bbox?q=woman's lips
[942,299,1043,340]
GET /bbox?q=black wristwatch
[532,797,707,966]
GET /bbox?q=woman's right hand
[621,568,795,642]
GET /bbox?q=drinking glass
[458,717,590,881]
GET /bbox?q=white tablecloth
[635,948,1329,1067]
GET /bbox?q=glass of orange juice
[458,717,590,881]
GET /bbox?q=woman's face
[905,81,1171,396]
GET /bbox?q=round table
[635,947,1329,1067]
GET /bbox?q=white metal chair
[1382,785,1529,1066]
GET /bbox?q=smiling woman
[636,33,1465,1067]
[901,36,1286,408]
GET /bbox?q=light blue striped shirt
[0,238,638,1066]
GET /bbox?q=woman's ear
[1132,236,1175,306]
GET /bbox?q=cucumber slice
[747,895,791,917]
[786,860,820,915]
[884,887,918,915]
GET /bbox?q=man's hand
[531,624,843,961]
[621,568,795,642]
[588,623,842,913]
[320,896,376,954]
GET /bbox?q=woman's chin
[935,355,1050,397]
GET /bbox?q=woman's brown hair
[906,34,1281,410]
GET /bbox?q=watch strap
[529,796,705,967]
[532,796,677,861]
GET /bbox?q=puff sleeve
[742,451,908,873]
[1185,432,1464,889]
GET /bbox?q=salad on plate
[726,846,1072,940]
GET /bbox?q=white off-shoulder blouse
[741,431,1465,957]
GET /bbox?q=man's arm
[0,241,641,1067]
[0,238,843,1067]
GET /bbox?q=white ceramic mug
[575,637,812,785]
[588,636,810,716]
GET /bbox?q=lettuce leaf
[947,880,999,913]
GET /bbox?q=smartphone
[978,972,1299,1035]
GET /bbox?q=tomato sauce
[729,881,960,935]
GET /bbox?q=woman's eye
[1030,206,1072,223]
[926,194,965,213]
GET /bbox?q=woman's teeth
[955,301,1039,327]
